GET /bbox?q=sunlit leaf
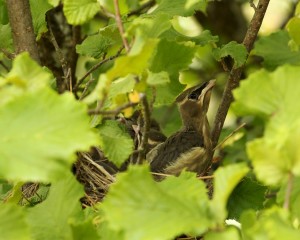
[0,203,31,240]
[27,174,84,240]
[233,65,300,185]
[0,88,99,182]
[101,166,212,240]
[64,0,100,25]
[211,163,249,223]
[253,31,300,70]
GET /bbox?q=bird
[147,80,215,180]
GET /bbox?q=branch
[6,0,40,63]
[73,48,123,91]
[88,101,138,115]
[137,94,151,164]
[283,172,294,210]
[113,0,130,52]
[210,0,270,154]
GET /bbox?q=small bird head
[176,80,215,131]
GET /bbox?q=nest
[74,147,118,206]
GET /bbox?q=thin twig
[79,75,95,100]
[283,172,294,210]
[113,0,130,52]
[210,0,270,163]
[73,48,123,91]
[213,123,246,151]
[0,60,9,72]
[128,0,156,16]
[0,48,15,60]
[88,101,138,115]
[137,94,151,164]
[151,172,213,180]
[249,0,257,11]
[47,16,71,89]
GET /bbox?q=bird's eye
[188,92,198,100]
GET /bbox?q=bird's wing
[164,146,207,176]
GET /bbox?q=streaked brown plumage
[147,80,215,179]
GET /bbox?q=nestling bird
[147,80,215,179]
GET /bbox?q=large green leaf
[98,120,134,167]
[30,0,52,39]
[63,0,100,25]
[205,227,240,240]
[253,31,300,70]
[27,174,84,240]
[233,65,300,185]
[0,203,31,240]
[0,88,99,182]
[101,166,212,240]
[211,163,249,224]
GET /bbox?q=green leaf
[76,33,114,59]
[71,219,100,240]
[30,0,52,39]
[127,13,171,38]
[0,24,13,51]
[211,163,249,223]
[6,52,52,90]
[0,203,31,240]
[233,65,300,185]
[150,39,195,77]
[99,0,129,14]
[0,53,53,106]
[101,166,212,240]
[241,207,300,240]
[152,0,207,17]
[63,0,100,25]
[27,174,84,240]
[146,70,170,85]
[108,74,136,98]
[205,227,240,240]
[227,178,266,220]
[286,17,300,48]
[47,0,60,7]
[0,88,99,182]
[149,39,195,105]
[253,30,300,70]
[98,120,133,167]
[212,41,247,68]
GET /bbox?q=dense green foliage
[1,0,300,239]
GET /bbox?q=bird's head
[176,79,215,131]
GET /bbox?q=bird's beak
[197,79,216,101]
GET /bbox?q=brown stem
[113,0,130,52]
[73,48,123,92]
[210,0,270,152]
[6,0,40,63]
[88,101,138,115]
[283,172,294,210]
